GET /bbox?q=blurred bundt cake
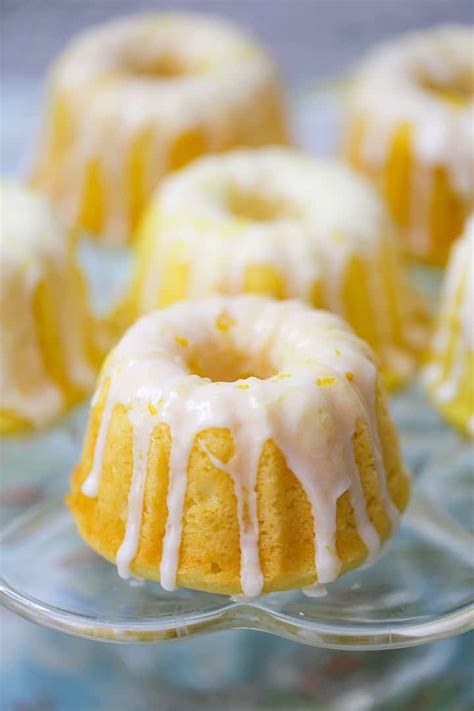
[130,147,427,388]
[0,182,98,433]
[32,13,288,244]
[346,25,474,264]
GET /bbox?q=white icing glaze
[425,216,474,416]
[136,147,424,379]
[81,296,400,596]
[36,13,285,244]
[302,583,327,598]
[0,182,96,426]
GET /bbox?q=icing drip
[136,148,424,380]
[425,217,474,409]
[0,183,96,426]
[81,297,398,597]
[35,13,284,244]
[200,437,265,598]
[409,164,434,258]
[302,583,327,598]
[116,405,155,578]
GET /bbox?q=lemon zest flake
[148,399,164,416]
[215,311,236,332]
[316,377,337,387]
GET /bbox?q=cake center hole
[187,344,275,382]
[126,52,189,79]
[227,187,298,223]
[418,70,473,107]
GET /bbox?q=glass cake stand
[1,82,473,650]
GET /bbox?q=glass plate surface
[1,83,473,650]
[1,379,473,650]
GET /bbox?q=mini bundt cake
[0,183,98,433]
[31,13,288,245]
[346,25,474,264]
[130,147,427,389]
[424,217,473,437]
[68,296,410,597]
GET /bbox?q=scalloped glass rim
[1,490,473,650]
[2,584,472,650]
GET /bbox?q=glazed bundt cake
[424,217,473,437]
[31,12,288,245]
[0,183,98,433]
[346,25,474,264]
[130,147,427,388]
[68,296,410,597]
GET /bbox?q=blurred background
[1,1,473,710]
[3,0,474,84]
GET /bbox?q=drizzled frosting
[351,25,474,195]
[34,13,286,244]
[81,296,400,596]
[424,217,474,435]
[134,148,425,382]
[0,182,96,427]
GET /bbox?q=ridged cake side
[67,297,409,596]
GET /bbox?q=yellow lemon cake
[346,25,474,264]
[0,183,98,433]
[31,12,288,245]
[424,217,473,436]
[68,296,410,597]
[130,147,427,389]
